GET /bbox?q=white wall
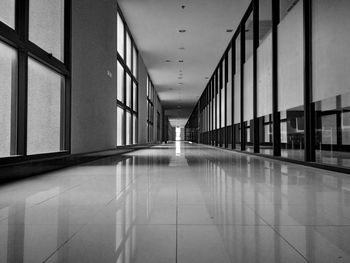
[138,57,148,144]
[71,0,117,154]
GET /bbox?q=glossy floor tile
[1,142,350,262]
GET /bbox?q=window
[0,0,70,161]
[0,41,17,157]
[117,13,124,59]
[0,0,15,28]
[29,0,65,61]
[117,107,124,146]
[27,58,64,155]
[117,9,138,146]
[117,62,124,102]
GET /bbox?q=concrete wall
[138,57,148,144]
[71,0,117,154]
[71,0,163,152]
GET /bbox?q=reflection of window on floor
[176,127,181,141]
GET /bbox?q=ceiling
[118,0,251,127]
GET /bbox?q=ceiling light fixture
[178,60,184,63]
[165,60,171,62]
[179,47,185,50]
[179,29,186,33]
[226,29,233,33]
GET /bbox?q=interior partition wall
[0,0,71,163]
[185,0,350,173]
[117,7,138,146]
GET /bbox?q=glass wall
[312,0,350,168]
[117,10,138,146]
[187,0,350,172]
[0,0,69,160]
[278,0,304,161]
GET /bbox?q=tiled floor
[1,142,350,262]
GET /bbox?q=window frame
[0,0,72,165]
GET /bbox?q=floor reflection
[0,142,350,262]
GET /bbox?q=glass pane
[27,58,64,155]
[0,41,17,157]
[227,48,232,126]
[257,0,273,154]
[244,12,254,124]
[280,0,300,21]
[133,82,137,111]
[0,0,15,28]
[126,112,131,145]
[221,80,225,128]
[234,35,241,124]
[133,46,137,77]
[126,33,132,69]
[278,0,304,160]
[117,107,124,146]
[126,74,131,108]
[278,0,304,112]
[117,61,124,102]
[117,13,124,58]
[133,115,137,144]
[259,0,272,44]
[29,0,65,61]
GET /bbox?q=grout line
[33,184,81,207]
[245,205,310,263]
[176,181,178,263]
[42,224,87,263]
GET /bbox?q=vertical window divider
[303,0,315,162]
[64,0,72,152]
[231,39,236,149]
[16,0,29,156]
[219,66,222,147]
[240,22,246,151]
[272,0,281,156]
[253,0,259,153]
[123,28,127,145]
[224,52,228,148]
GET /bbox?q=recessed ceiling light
[181,5,186,9]
[165,60,171,62]
[179,47,185,50]
[179,29,186,33]
[178,82,184,85]
[178,60,184,63]
[178,77,183,79]
[226,29,233,33]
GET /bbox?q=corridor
[1,142,350,263]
